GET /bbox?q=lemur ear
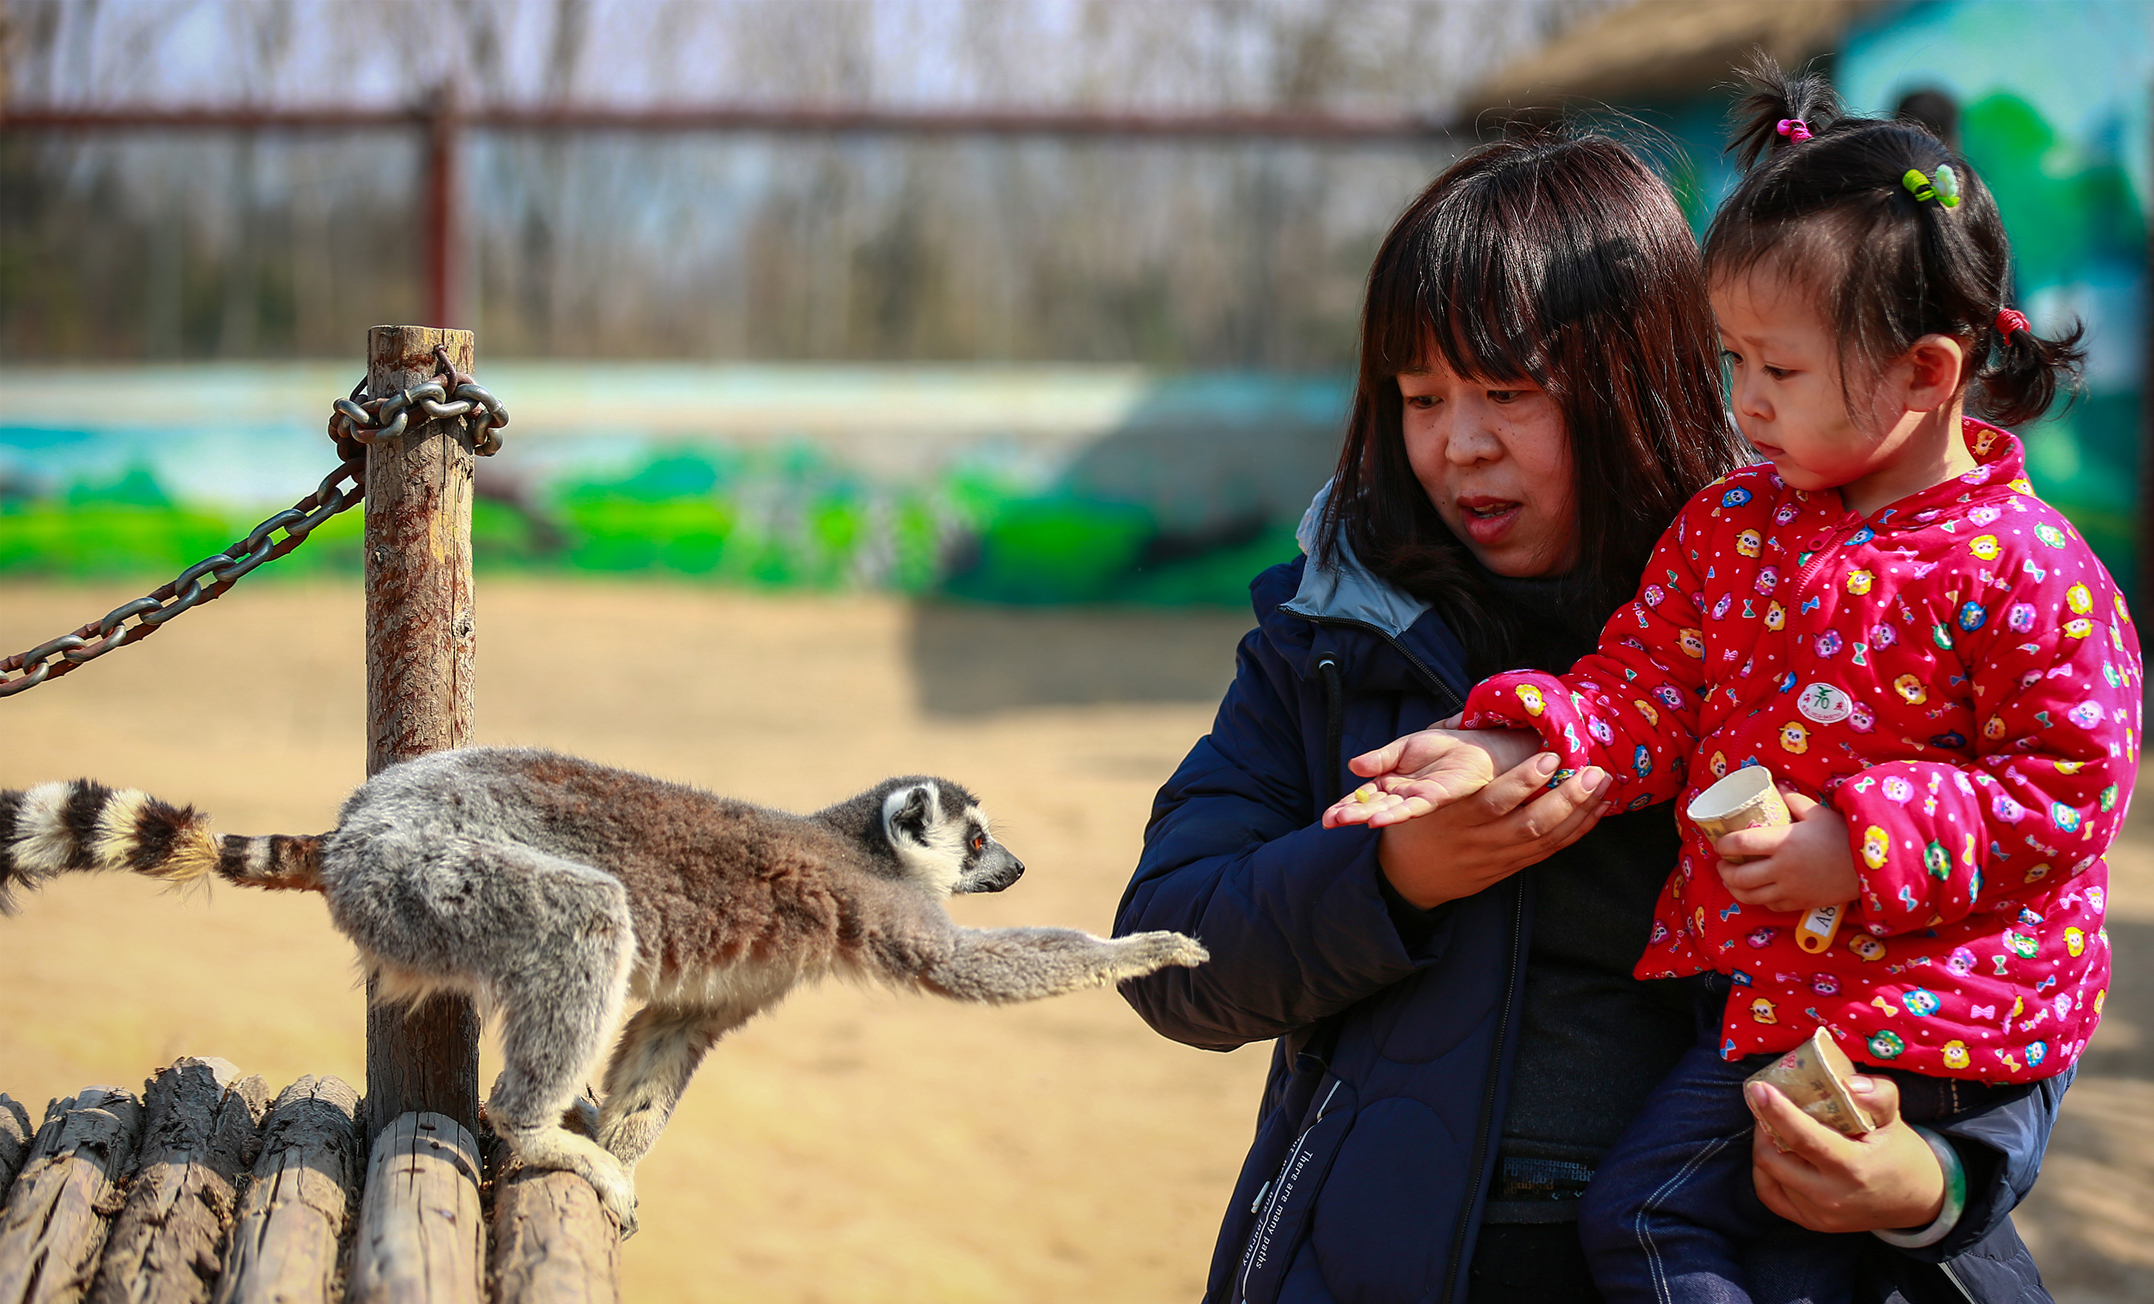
[882,784,936,846]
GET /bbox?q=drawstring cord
[1315,650,1344,805]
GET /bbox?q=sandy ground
[0,580,2147,1303]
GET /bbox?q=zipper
[1236,1079,1346,1302]
[1278,604,1486,1302]
[1440,874,1527,1304]
[1772,515,1863,688]
[1287,611,1466,718]
[1788,513,1864,597]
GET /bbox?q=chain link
[2,351,509,699]
[329,343,510,459]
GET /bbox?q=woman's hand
[1369,750,1616,909]
[1319,720,1613,908]
[1322,724,1539,828]
[1748,1075,1948,1234]
[1713,789,1861,912]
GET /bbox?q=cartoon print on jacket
[1461,421,2141,1081]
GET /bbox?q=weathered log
[362,324,482,1143]
[489,1162,621,1304]
[0,1086,146,1304]
[349,1112,483,1304]
[213,1076,362,1304]
[88,1060,269,1304]
[0,1095,30,1204]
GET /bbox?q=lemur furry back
[0,748,1208,1234]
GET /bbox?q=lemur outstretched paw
[1108,930,1210,979]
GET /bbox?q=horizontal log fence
[0,1060,619,1304]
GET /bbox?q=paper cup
[1745,1026,1876,1138]
[1685,766,1789,864]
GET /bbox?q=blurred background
[3,0,2140,617]
[1,2,2148,1302]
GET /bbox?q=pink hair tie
[1777,118,1813,142]
[1995,308,2030,337]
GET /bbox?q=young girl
[1325,62,2140,1302]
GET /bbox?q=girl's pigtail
[1977,310,2087,428]
[1726,51,1843,169]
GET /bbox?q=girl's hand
[1713,790,1860,912]
[1748,1076,1948,1234]
[1321,724,1539,828]
[1373,754,1614,908]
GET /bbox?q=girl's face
[1397,355,1577,577]
[1712,266,1970,515]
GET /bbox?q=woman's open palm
[1323,726,1518,827]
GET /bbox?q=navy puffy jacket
[1115,550,2061,1304]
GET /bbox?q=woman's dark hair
[1318,130,1743,676]
[1706,54,2084,428]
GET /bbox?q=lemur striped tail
[0,780,323,913]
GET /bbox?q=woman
[1113,131,2063,1304]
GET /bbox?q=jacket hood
[1257,481,1469,705]
[1282,480,1434,639]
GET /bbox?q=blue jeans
[1579,976,1999,1304]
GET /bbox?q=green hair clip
[1902,164,1962,209]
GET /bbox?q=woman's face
[1397,355,1578,577]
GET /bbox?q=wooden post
[350,1114,485,1304]
[0,1087,145,1304]
[0,1096,27,1203]
[490,1164,624,1303]
[215,1077,363,1304]
[88,1059,269,1304]
[364,325,481,1141]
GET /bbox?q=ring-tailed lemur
[0,747,1208,1234]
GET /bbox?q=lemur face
[881,779,1025,896]
[952,816,1024,895]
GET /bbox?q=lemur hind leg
[482,859,642,1231]
[595,1001,759,1169]
[912,926,1209,1002]
[338,833,641,1232]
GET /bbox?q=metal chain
[329,344,510,459]
[0,460,365,697]
[1,350,509,699]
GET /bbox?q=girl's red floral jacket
[1461,420,2140,1082]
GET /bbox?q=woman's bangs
[1405,207,1548,384]
[1424,296,1544,386]
[1363,261,1430,378]
[1430,185,1550,383]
